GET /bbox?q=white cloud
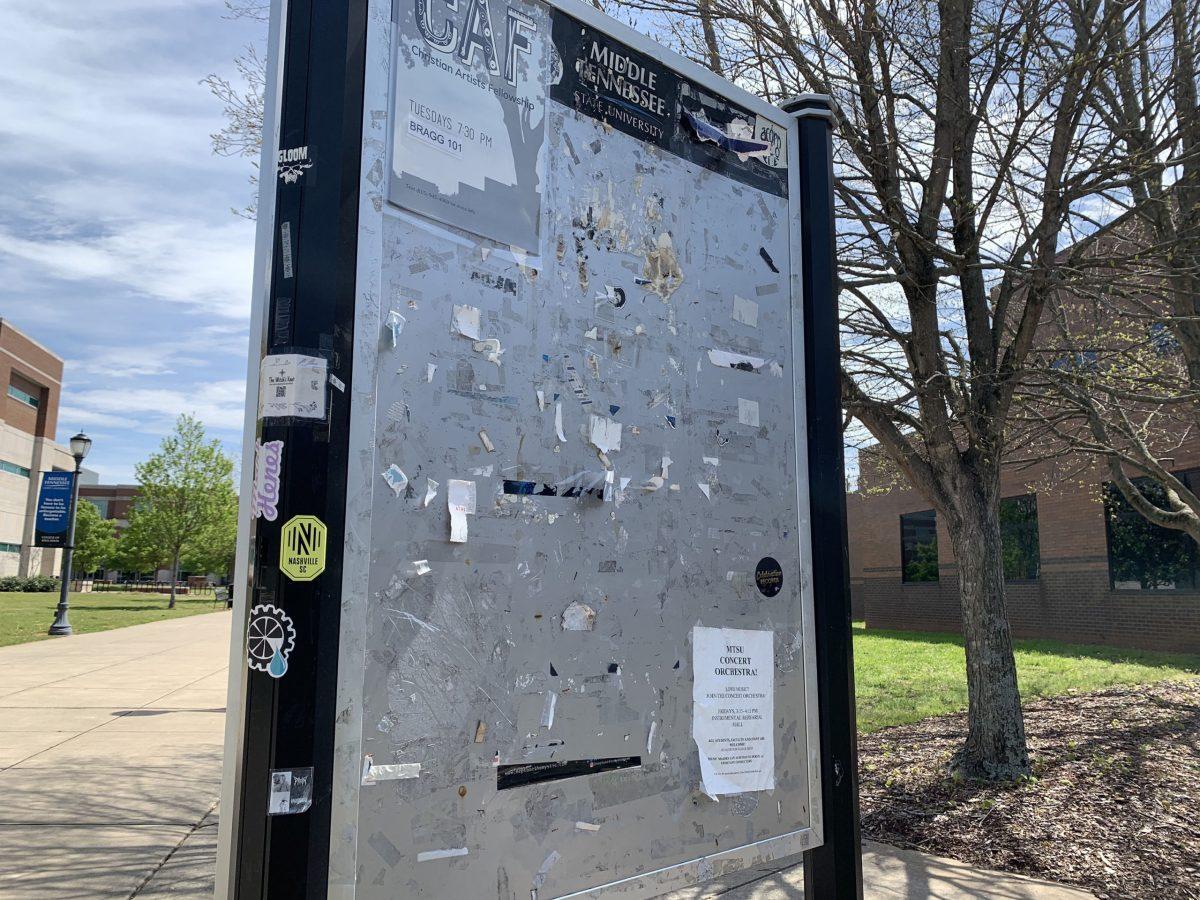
[0,1,263,482]
[66,380,249,435]
[0,219,255,320]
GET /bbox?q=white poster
[259,354,327,421]
[692,626,775,796]
[389,0,550,252]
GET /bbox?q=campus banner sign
[34,471,74,548]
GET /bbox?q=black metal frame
[233,0,368,896]
[786,95,865,900]
[228,18,859,895]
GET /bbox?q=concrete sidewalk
[0,612,1093,899]
[0,612,229,899]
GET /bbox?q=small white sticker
[452,304,481,340]
[738,398,760,427]
[381,464,409,497]
[259,354,327,421]
[448,479,476,543]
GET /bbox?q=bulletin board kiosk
[216,0,860,896]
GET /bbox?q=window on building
[0,460,31,478]
[1000,494,1040,580]
[0,542,20,554]
[1105,471,1200,590]
[7,382,39,408]
[86,498,109,518]
[1148,322,1181,356]
[901,509,939,582]
[1049,349,1099,371]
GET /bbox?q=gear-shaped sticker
[246,603,296,678]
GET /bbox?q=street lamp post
[48,432,92,637]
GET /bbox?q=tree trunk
[948,485,1030,780]
[169,552,179,610]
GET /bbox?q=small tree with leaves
[72,500,118,577]
[125,415,237,608]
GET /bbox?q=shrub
[0,575,58,592]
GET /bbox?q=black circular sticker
[755,557,783,597]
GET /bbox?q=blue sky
[0,1,264,483]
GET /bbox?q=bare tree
[1021,0,1200,544]
[626,0,1147,779]
[203,1,269,218]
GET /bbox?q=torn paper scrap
[416,848,469,862]
[451,304,481,340]
[473,338,504,365]
[703,456,720,466]
[385,310,406,347]
[769,361,784,378]
[575,821,602,832]
[469,464,493,476]
[381,464,408,497]
[423,478,438,508]
[408,559,431,576]
[426,363,437,382]
[738,398,760,427]
[369,763,421,781]
[692,625,775,795]
[660,455,673,478]
[587,414,622,454]
[362,756,422,785]
[561,600,597,631]
[698,483,712,500]
[479,430,495,453]
[683,109,772,160]
[555,402,566,442]
[536,389,546,411]
[732,295,759,328]
[533,850,561,889]
[447,479,476,543]
[540,692,557,728]
[708,348,768,372]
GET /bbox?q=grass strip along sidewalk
[0,591,220,648]
[854,621,1200,732]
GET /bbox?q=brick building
[846,444,1200,653]
[79,483,139,530]
[0,319,89,577]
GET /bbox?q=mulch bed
[858,680,1200,899]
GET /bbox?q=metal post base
[48,606,72,636]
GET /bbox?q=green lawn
[0,591,222,648]
[854,621,1200,732]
